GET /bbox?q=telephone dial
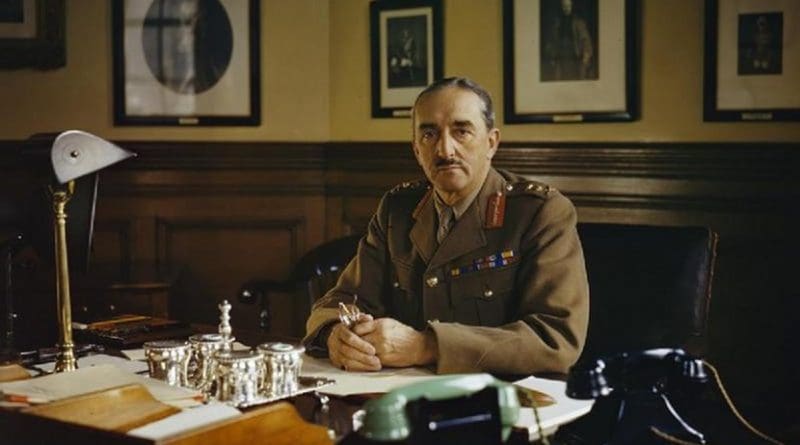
[560,348,709,445]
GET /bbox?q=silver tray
[231,375,336,409]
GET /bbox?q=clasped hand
[327,315,437,372]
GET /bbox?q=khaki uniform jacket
[305,168,589,375]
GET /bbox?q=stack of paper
[0,364,202,407]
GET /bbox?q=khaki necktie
[437,206,454,244]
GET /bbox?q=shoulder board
[504,180,554,199]
[388,180,429,195]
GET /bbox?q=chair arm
[237,280,295,332]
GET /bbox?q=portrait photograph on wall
[503,0,638,123]
[112,0,260,126]
[704,0,800,121]
[0,0,64,69]
[370,0,442,118]
[539,0,598,82]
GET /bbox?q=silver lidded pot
[143,340,191,387]
[257,342,305,397]
[214,350,264,406]
[188,333,232,392]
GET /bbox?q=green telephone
[356,374,520,443]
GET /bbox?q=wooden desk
[1,400,332,445]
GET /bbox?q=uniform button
[393,281,400,288]
[506,184,514,191]
[483,289,494,299]
[426,276,439,288]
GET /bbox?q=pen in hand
[338,294,365,329]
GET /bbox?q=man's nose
[435,132,456,159]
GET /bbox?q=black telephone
[559,348,709,445]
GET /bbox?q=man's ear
[486,128,500,160]
[412,142,422,165]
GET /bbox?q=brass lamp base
[54,346,77,372]
[51,183,78,373]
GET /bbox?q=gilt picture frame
[503,0,639,123]
[112,0,260,126]
[370,0,443,118]
[704,0,800,121]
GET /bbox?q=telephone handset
[561,348,709,445]
[567,348,708,400]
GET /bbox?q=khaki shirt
[305,168,589,375]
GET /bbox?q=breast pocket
[449,264,519,327]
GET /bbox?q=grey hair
[412,77,496,131]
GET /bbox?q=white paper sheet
[513,376,594,440]
[127,402,241,440]
[300,355,438,396]
[0,364,201,406]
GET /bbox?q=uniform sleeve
[303,194,392,353]
[430,192,589,375]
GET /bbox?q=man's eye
[421,130,436,140]
[454,128,471,138]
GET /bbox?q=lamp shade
[51,130,136,184]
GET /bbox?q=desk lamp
[49,130,135,372]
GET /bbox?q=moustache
[435,158,461,168]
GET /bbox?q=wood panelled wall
[1,139,798,433]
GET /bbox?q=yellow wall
[330,0,800,142]
[0,0,330,141]
[0,0,798,142]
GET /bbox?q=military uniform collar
[432,180,482,223]
[410,168,506,267]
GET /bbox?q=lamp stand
[51,182,77,372]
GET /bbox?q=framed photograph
[503,0,638,123]
[370,0,443,118]
[704,0,800,121]
[112,0,260,126]
[0,0,65,69]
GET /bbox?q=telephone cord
[703,361,784,445]
[649,361,784,445]
[530,394,550,445]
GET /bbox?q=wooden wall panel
[155,216,303,332]
[92,219,134,282]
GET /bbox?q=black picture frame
[370,0,443,118]
[704,0,800,121]
[503,0,639,123]
[112,0,260,126]
[0,0,65,70]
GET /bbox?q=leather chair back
[289,234,363,305]
[576,223,719,359]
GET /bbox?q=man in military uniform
[304,77,588,375]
